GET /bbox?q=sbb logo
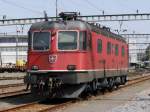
[49,55,57,63]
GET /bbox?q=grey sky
[0,0,150,18]
[0,0,150,34]
[0,0,150,17]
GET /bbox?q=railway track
[0,74,150,112]
[0,77,24,80]
[126,74,150,86]
[0,83,27,99]
[0,90,30,99]
[0,100,74,112]
[0,74,145,98]
[0,83,25,89]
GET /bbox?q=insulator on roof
[98,24,101,28]
[59,12,80,21]
[43,11,48,21]
[102,26,110,31]
[96,23,99,27]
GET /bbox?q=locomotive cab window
[32,32,50,51]
[58,31,78,50]
[79,31,87,50]
[97,39,102,53]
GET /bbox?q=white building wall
[0,36,28,65]
[129,38,138,64]
[1,51,27,64]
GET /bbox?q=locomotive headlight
[67,65,76,71]
[31,65,39,70]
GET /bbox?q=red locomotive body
[25,13,128,98]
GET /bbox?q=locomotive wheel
[121,76,126,85]
[107,78,114,91]
[31,84,39,95]
[91,80,98,95]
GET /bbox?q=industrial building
[0,35,27,66]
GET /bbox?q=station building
[0,35,27,65]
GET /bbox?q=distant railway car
[25,12,128,98]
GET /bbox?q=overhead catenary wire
[59,0,73,12]
[0,0,43,15]
[68,0,89,12]
[84,0,104,13]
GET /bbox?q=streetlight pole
[56,0,58,17]
[16,30,19,64]
[0,51,2,66]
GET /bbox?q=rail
[0,74,150,112]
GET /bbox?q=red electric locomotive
[25,12,128,98]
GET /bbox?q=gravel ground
[0,73,25,95]
[0,73,25,85]
[127,72,150,81]
[0,73,26,78]
[60,79,150,112]
[0,79,23,86]
[0,86,26,95]
[0,72,149,112]
[0,94,41,111]
[108,89,150,112]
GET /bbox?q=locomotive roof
[30,20,90,31]
[30,20,126,43]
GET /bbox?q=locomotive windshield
[32,32,50,51]
[58,31,78,50]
